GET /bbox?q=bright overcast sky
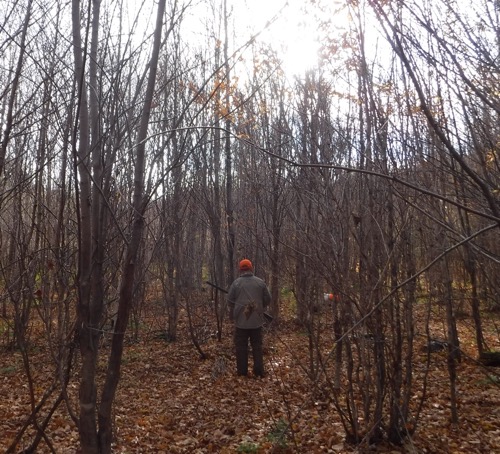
[125,0,344,78]
[241,0,322,76]
[181,0,329,77]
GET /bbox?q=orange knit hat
[239,259,253,271]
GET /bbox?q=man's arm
[263,284,271,309]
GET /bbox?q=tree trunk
[224,0,235,287]
[97,0,166,451]
[71,0,99,449]
[444,258,460,424]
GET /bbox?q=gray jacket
[227,271,271,329]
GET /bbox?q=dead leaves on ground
[0,315,499,453]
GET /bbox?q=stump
[479,351,500,367]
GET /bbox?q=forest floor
[1,301,500,453]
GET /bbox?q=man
[227,259,271,378]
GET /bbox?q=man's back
[228,272,270,329]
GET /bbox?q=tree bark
[71,0,99,450]
[97,0,166,451]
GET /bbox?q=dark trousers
[234,327,264,377]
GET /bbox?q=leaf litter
[0,308,499,453]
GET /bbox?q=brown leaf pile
[1,310,499,453]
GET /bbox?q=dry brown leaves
[0,308,499,453]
